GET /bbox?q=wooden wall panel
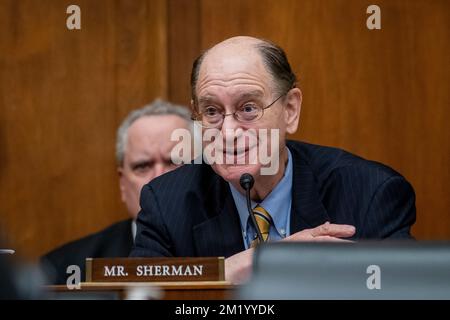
[0,0,448,260]
[0,0,168,258]
[197,0,450,239]
[168,0,200,105]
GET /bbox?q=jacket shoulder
[42,219,132,262]
[145,162,218,197]
[40,219,133,284]
[287,140,405,185]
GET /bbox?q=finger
[283,232,354,242]
[310,222,356,238]
[310,236,354,243]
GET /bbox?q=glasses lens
[197,106,221,128]
[235,104,262,122]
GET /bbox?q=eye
[203,106,220,117]
[132,161,153,173]
[236,103,261,122]
[240,103,259,113]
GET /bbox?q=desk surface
[46,281,236,300]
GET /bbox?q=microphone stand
[240,173,264,245]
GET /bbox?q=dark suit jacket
[131,141,416,258]
[41,219,133,284]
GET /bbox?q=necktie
[250,205,273,248]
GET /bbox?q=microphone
[239,173,264,245]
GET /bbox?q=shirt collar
[229,148,293,236]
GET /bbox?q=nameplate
[85,257,225,282]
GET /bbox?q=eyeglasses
[192,89,291,129]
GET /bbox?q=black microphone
[239,173,264,245]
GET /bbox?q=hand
[224,247,254,285]
[283,221,355,242]
[224,222,356,284]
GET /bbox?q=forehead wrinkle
[198,89,264,107]
[197,81,268,103]
[197,71,266,90]
[125,134,155,160]
[125,146,154,162]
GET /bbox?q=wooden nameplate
[86,257,225,282]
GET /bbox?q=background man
[41,99,192,284]
[131,37,416,284]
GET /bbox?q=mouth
[222,147,249,157]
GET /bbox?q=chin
[211,163,261,184]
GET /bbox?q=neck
[239,147,288,202]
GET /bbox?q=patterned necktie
[250,205,273,248]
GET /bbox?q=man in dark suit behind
[130,36,416,284]
[41,100,192,284]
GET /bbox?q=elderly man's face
[118,115,189,219]
[196,41,301,184]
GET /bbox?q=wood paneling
[0,0,168,258]
[198,0,450,239]
[168,0,200,106]
[0,0,448,260]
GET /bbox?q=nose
[153,163,167,178]
[220,116,247,154]
[220,114,241,137]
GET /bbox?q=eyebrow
[197,90,264,105]
[197,96,217,105]
[129,159,153,169]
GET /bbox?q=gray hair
[116,99,192,166]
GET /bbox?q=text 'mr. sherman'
[85,257,225,282]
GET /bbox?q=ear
[284,87,302,135]
[117,167,126,203]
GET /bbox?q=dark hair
[190,39,297,104]
[190,50,208,104]
[256,40,297,95]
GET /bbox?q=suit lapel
[193,175,245,257]
[192,141,331,254]
[289,143,331,233]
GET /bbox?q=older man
[41,99,192,284]
[131,37,416,283]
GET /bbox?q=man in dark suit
[130,36,416,284]
[41,100,192,284]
